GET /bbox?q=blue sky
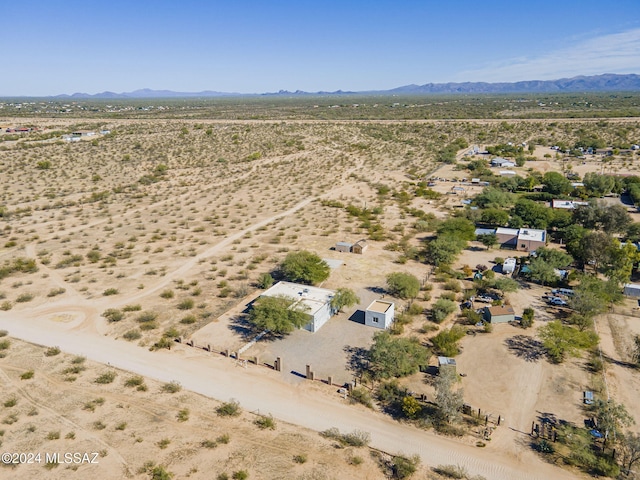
[2,0,640,96]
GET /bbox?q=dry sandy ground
[3,117,637,479]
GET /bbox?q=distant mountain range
[49,74,640,99]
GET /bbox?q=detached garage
[365,300,395,329]
[483,305,515,324]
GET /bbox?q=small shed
[335,241,352,253]
[365,300,394,329]
[623,283,640,298]
[352,239,368,255]
[437,356,457,374]
[483,305,515,324]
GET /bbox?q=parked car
[476,295,493,303]
[548,297,567,306]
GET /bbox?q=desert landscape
[1,108,640,480]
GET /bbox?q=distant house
[495,227,519,248]
[260,281,337,333]
[502,258,517,274]
[491,158,516,168]
[517,229,546,252]
[623,283,640,298]
[72,130,95,137]
[437,356,457,374]
[552,199,589,209]
[62,135,80,143]
[352,239,368,255]
[335,241,352,253]
[483,305,515,323]
[364,300,394,329]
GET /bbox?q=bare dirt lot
[3,116,640,479]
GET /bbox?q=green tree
[512,198,552,229]
[386,272,420,299]
[436,217,476,241]
[538,321,599,363]
[280,251,329,285]
[527,258,557,286]
[330,288,360,312]
[594,399,634,441]
[491,277,520,295]
[583,172,616,197]
[478,233,498,250]
[248,295,309,334]
[542,171,572,195]
[431,299,457,324]
[633,335,640,367]
[431,326,465,356]
[474,187,514,209]
[620,432,640,475]
[479,209,509,226]
[368,332,429,380]
[535,247,572,268]
[256,272,274,289]
[434,368,463,424]
[521,307,534,328]
[425,235,466,266]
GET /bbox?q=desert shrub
[47,287,66,297]
[20,370,34,380]
[216,400,241,417]
[293,454,307,464]
[46,431,60,440]
[160,289,174,299]
[44,346,61,357]
[254,414,276,430]
[95,371,116,384]
[102,288,119,296]
[431,299,457,323]
[176,408,190,422]
[124,375,144,387]
[433,464,468,479]
[392,454,420,479]
[102,308,124,322]
[232,471,248,480]
[161,381,182,393]
[349,387,373,408]
[321,428,370,447]
[136,311,158,323]
[407,303,423,316]
[180,314,197,324]
[16,293,34,303]
[444,279,461,292]
[177,298,194,310]
[431,326,466,357]
[0,301,12,311]
[0,330,7,337]
[123,330,141,341]
[123,304,142,312]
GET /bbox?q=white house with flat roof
[365,299,395,329]
[260,281,336,333]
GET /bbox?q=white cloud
[456,28,640,82]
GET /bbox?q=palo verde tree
[280,250,330,285]
[330,288,359,312]
[435,367,464,424]
[386,272,420,299]
[367,331,429,381]
[248,295,309,335]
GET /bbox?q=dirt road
[0,313,583,480]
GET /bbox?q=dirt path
[0,314,585,480]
